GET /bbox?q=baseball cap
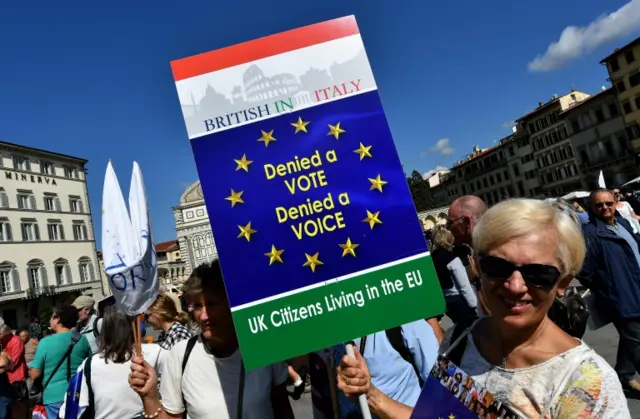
[72,295,95,310]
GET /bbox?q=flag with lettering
[170,16,445,369]
[101,161,158,315]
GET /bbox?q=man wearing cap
[72,295,99,354]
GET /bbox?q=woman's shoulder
[555,344,628,416]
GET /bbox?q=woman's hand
[129,355,158,399]
[336,345,371,399]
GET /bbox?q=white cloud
[528,0,640,72]
[429,138,456,156]
[422,165,448,180]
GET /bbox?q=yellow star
[302,252,323,273]
[264,245,284,265]
[258,130,276,147]
[290,117,310,134]
[225,189,244,207]
[339,238,359,257]
[362,210,382,229]
[449,414,455,419]
[353,143,372,160]
[327,122,346,139]
[237,222,256,242]
[368,174,388,193]
[234,154,253,172]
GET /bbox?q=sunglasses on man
[478,255,562,288]
[594,201,614,209]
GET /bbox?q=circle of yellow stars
[225,119,387,272]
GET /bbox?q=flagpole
[345,343,372,419]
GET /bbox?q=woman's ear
[557,275,574,297]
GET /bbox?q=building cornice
[0,141,88,164]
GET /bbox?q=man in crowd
[17,329,37,365]
[447,195,489,315]
[0,325,28,418]
[129,260,294,419]
[72,295,99,354]
[0,350,15,418]
[580,188,640,394]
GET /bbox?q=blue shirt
[333,320,439,418]
[608,223,640,268]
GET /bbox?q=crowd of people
[0,189,639,418]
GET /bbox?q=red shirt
[5,334,27,383]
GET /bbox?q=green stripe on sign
[233,254,445,370]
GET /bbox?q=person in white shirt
[129,260,294,419]
[60,308,166,419]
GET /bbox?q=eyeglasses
[595,201,614,209]
[478,255,562,288]
[446,216,466,229]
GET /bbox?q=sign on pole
[170,15,445,369]
[101,161,159,315]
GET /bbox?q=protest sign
[170,15,445,369]
[101,161,158,316]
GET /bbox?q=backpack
[360,326,424,387]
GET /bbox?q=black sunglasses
[595,201,614,208]
[478,255,562,288]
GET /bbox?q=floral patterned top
[446,330,630,418]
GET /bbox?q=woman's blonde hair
[431,226,455,250]
[472,199,586,278]
[148,293,190,325]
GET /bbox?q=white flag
[598,170,606,189]
[101,161,158,315]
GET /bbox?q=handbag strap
[43,332,80,390]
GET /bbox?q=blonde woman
[146,294,192,351]
[337,199,628,418]
[430,226,478,324]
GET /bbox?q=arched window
[78,257,95,283]
[27,259,47,290]
[0,261,19,294]
[53,258,72,286]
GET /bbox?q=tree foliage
[407,170,434,212]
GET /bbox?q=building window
[626,50,636,65]
[72,222,88,240]
[47,220,65,241]
[630,72,640,88]
[20,220,40,241]
[78,257,94,282]
[17,191,36,210]
[0,188,8,209]
[571,120,580,133]
[508,147,515,157]
[40,160,54,175]
[12,156,30,171]
[610,58,620,72]
[512,165,520,176]
[69,197,84,213]
[617,81,626,93]
[43,194,61,212]
[27,259,47,289]
[635,96,640,112]
[0,218,13,242]
[53,258,71,285]
[623,101,633,114]
[594,108,605,124]
[608,103,619,118]
[0,263,18,294]
[64,166,79,179]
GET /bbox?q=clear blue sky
[1,0,638,245]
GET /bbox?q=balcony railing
[24,285,57,299]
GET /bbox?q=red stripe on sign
[171,16,359,81]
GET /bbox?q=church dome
[180,181,204,204]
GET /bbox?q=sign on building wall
[170,16,444,370]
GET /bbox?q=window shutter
[25,159,31,171]
[29,195,36,210]
[60,225,65,241]
[11,268,20,292]
[40,266,48,287]
[64,264,72,285]
[88,263,95,281]
[6,224,12,241]
[1,193,8,208]
[55,197,61,212]
[27,267,33,288]
[82,225,88,240]
[79,200,84,213]
[47,225,52,241]
[20,224,26,242]
[34,224,40,241]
